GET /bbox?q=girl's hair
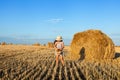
[54,40,63,44]
[54,40,57,44]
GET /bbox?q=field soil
[0,45,120,80]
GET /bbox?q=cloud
[47,18,64,23]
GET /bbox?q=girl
[54,36,64,66]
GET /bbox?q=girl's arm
[54,42,58,50]
[61,42,64,50]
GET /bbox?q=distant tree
[43,44,46,46]
[9,43,13,45]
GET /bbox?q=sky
[0,0,120,45]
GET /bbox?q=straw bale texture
[70,30,115,60]
[47,42,54,48]
[32,43,40,46]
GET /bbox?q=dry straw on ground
[70,30,115,60]
[0,45,120,79]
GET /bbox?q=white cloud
[47,18,64,23]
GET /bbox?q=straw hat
[56,36,62,40]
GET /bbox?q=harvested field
[0,45,120,80]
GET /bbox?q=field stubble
[0,45,120,80]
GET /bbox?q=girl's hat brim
[56,36,62,40]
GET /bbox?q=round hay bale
[32,43,40,46]
[70,30,115,60]
[1,42,7,45]
[47,42,54,48]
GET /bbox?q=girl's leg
[59,55,64,66]
[54,50,57,57]
[56,54,59,66]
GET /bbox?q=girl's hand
[55,48,58,51]
[60,48,63,51]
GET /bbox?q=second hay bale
[32,43,40,46]
[1,42,7,45]
[47,42,54,48]
[70,30,115,60]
